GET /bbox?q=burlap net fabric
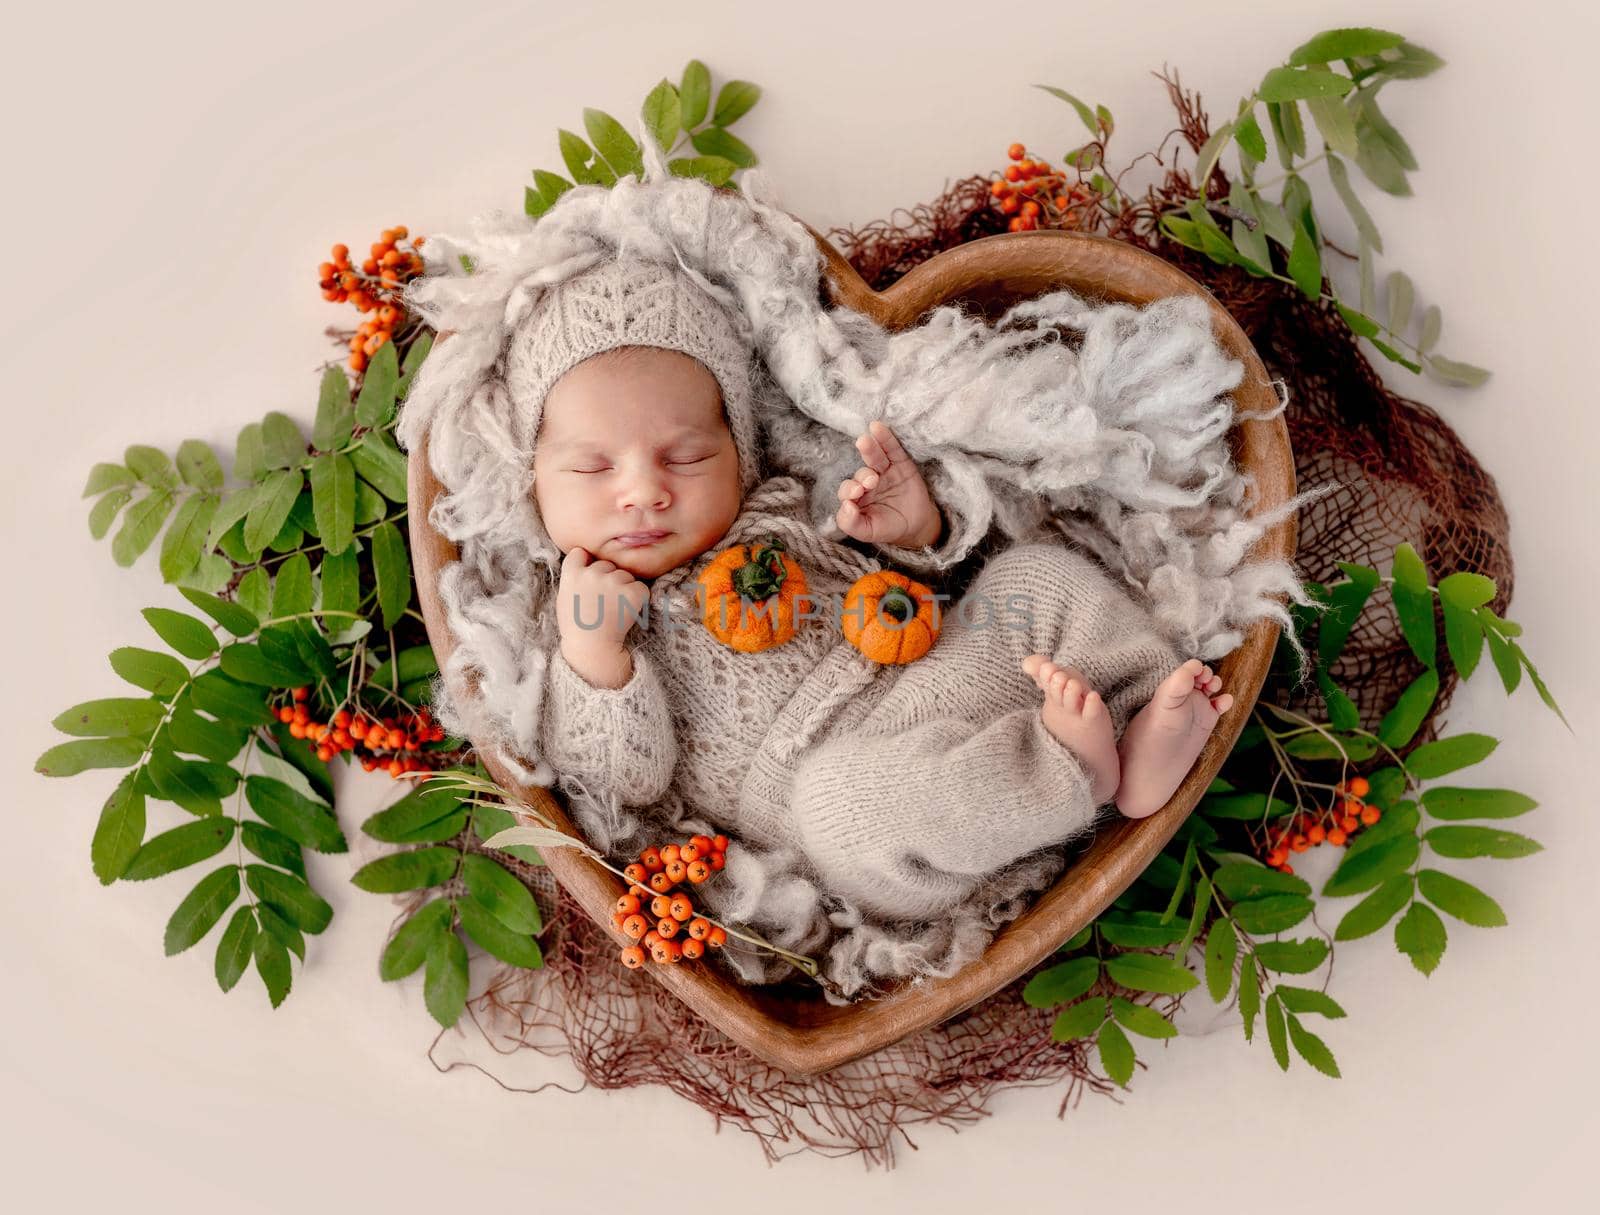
[397,171,1511,1167]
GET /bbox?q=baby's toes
[1211,692,1235,714]
[1203,673,1223,694]
[1082,689,1106,722]
[1047,670,1071,704]
[1022,654,1052,685]
[1062,678,1088,713]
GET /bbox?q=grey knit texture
[393,121,1333,1000]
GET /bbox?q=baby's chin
[594,535,706,581]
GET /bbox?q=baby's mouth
[614,530,672,547]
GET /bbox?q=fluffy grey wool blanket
[394,128,1329,999]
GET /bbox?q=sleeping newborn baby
[526,258,1234,926]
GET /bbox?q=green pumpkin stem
[731,535,789,602]
[879,585,915,624]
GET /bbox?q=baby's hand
[556,547,649,688]
[835,420,943,549]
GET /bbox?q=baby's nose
[619,469,671,512]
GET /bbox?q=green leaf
[1110,996,1177,1039]
[469,803,543,866]
[205,488,258,550]
[167,699,247,763]
[1097,911,1190,949]
[1204,918,1237,1002]
[112,490,176,566]
[1352,92,1414,196]
[1266,100,1305,168]
[679,59,711,128]
[1419,787,1537,821]
[215,906,257,992]
[245,864,333,934]
[1104,952,1199,995]
[234,424,267,482]
[1423,354,1492,389]
[1305,94,1358,159]
[1096,1019,1136,1087]
[689,126,756,169]
[362,785,464,844]
[175,439,224,490]
[257,902,304,962]
[1441,595,1485,680]
[1212,863,1311,900]
[319,549,360,621]
[558,128,614,187]
[368,644,438,689]
[1334,873,1414,940]
[457,896,544,969]
[355,341,399,429]
[108,646,189,698]
[244,470,302,553]
[122,817,235,881]
[164,865,239,955]
[1235,106,1267,163]
[36,735,147,777]
[461,854,541,934]
[1285,1012,1341,1077]
[583,107,643,178]
[189,669,273,725]
[1264,990,1289,1069]
[641,78,681,157]
[351,846,459,893]
[218,641,307,687]
[397,331,433,400]
[1200,792,1297,821]
[266,721,335,803]
[1288,27,1405,64]
[1337,302,1381,339]
[51,696,163,739]
[1385,543,1435,665]
[1424,825,1542,860]
[1477,624,1519,695]
[175,552,234,596]
[424,930,470,1027]
[260,411,306,469]
[1276,986,1347,1019]
[1377,667,1438,749]
[146,745,237,816]
[142,607,218,660]
[1325,152,1381,252]
[1406,733,1497,779]
[1417,303,1443,355]
[90,772,145,883]
[1323,833,1420,897]
[1254,937,1329,974]
[88,487,133,540]
[245,775,348,853]
[1416,868,1507,927]
[1286,215,1322,299]
[254,926,293,1008]
[371,521,412,628]
[349,431,408,502]
[1230,894,1315,934]
[711,79,761,126]
[125,445,179,488]
[379,898,454,981]
[307,451,355,557]
[1355,88,1417,169]
[1023,956,1100,1008]
[1319,562,1379,667]
[84,462,137,497]
[1238,954,1261,1040]
[1034,85,1099,135]
[1395,901,1447,975]
[1259,65,1355,101]
[1158,840,1196,922]
[313,366,356,450]
[1385,269,1415,337]
[240,821,305,879]
[1317,668,1362,731]
[1176,870,1212,961]
[1050,998,1106,1042]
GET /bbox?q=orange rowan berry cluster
[274,685,447,779]
[315,226,426,373]
[990,143,1097,232]
[610,834,731,968]
[1262,776,1382,874]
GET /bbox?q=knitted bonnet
[503,254,765,496]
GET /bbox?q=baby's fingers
[837,466,880,502]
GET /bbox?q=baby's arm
[541,547,678,807]
[835,421,978,574]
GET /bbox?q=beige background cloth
[3,0,1596,1208]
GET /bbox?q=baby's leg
[1115,659,1235,818]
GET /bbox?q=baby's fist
[835,420,943,549]
[556,547,649,655]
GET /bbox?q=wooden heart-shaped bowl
[407,221,1296,1076]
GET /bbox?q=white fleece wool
[393,125,1331,999]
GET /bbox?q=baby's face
[532,346,742,580]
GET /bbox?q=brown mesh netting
[407,69,1511,1165]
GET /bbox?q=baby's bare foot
[1115,658,1235,819]
[1023,654,1120,804]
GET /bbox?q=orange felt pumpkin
[841,569,942,664]
[696,535,809,653]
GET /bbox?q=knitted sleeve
[540,647,679,807]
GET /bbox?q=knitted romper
[539,473,1184,926]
